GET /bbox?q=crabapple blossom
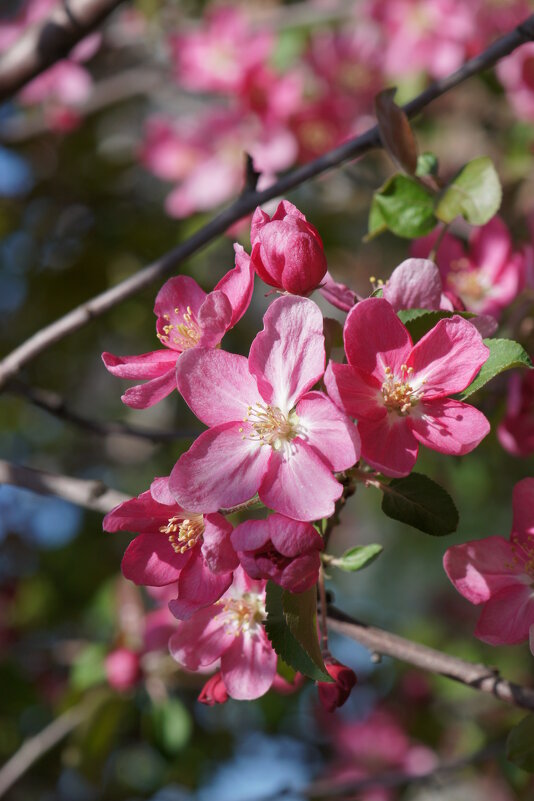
[498,368,534,457]
[170,295,360,521]
[412,217,525,319]
[231,514,323,593]
[102,245,254,408]
[103,477,238,620]
[198,672,229,706]
[316,657,357,713]
[169,567,277,701]
[325,298,490,477]
[250,201,328,295]
[497,42,534,122]
[444,478,534,646]
[105,647,142,692]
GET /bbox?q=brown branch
[0,459,128,513]
[0,14,533,389]
[0,0,126,102]
[327,606,534,712]
[7,379,199,442]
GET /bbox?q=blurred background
[1,0,534,798]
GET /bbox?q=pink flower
[102,245,254,408]
[412,217,525,319]
[103,477,238,620]
[250,201,328,295]
[198,671,229,705]
[325,298,490,477]
[231,514,323,593]
[169,568,277,701]
[317,271,358,313]
[317,657,357,713]
[497,42,534,122]
[105,647,142,692]
[498,368,534,457]
[170,295,360,521]
[444,478,534,646]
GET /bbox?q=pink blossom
[289,96,351,162]
[383,258,443,312]
[169,567,277,701]
[325,298,490,477]
[103,477,238,620]
[231,514,323,593]
[317,657,357,713]
[170,295,360,521]
[317,271,358,312]
[444,478,534,646]
[250,201,328,295]
[412,217,525,319]
[497,42,534,122]
[105,647,142,692]
[198,671,229,705]
[102,246,254,408]
[498,368,534,457]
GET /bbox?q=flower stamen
[381,364,424,415]
[159,514,204,554]
[241,402,299,450]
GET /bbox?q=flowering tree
[2,2,534,799]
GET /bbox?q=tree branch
[0,0,126,102]
[327,606,534,712]
[0,14,533,389]
[0,459,128,513]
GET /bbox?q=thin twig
[0,0,126,102]
[327,606,534,712]
[1,15,533,389]
[0,704,87,799]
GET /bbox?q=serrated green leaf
[333,544,383,572]
[373,174,437,239]
[381,472,458,537]
[366,195,388,241]
[456,338,532,400]
[506,715,534,772]
[416,152,439,177]
[435,156,502,226]
[264,582,331,682]
[397,309,477,343]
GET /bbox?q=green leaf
[506,715,534,772]
[366,195,388,240]
[416,152,439,177]
[264,582,331,682]
[381,472,458,537]
[150,698,191,755]
[374,174,437,239]
[332,544,383,572]
[435,156,502,226]
[456,338,532,400]
[397,309,477,343]
[71,644,107,691]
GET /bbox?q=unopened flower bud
[250,200,327,295]
[317,657,357,712]
[105,647,141,692]
[198,671,229,706]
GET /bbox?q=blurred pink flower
[105,647,141,692]
[498,368,534,457]
[497,42,534,122]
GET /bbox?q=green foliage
[416,152,439,177]
[149,698,192,755]
[381,473,459,536]
[435,156,502,225]
[71,644,107,691]
[264,582,330,681]
[397,309,477,342]
[371,174,437,238]
[331,544,383,572]
[457,339,532,400]
[506,715,534,772]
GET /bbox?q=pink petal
[469,217,511,282]
[443,537,526,604]
[154,274,206,322]
[358,416,418,477]
[150,476,176,506]
[197,290,233,347]
[412,229,465,278]
[176,348,261,427]
[511,478,534,544]
[318,271,357,312]
[343,298,412,382]
[324,362,385,421]
[248,295,325,413]
[202,514,239,573]
[221,630,277,700]
[170,554,232,619]
[410,399,490,456]
[121,532,190,586]
[169,606,233,669]
[407,317,489,398]
[103,489,176,533]
[121,366,178,409]
[214,244,255,327]
[268,514,323,557]
[383,259,442,311]
[102,349,178,379]
[259,440,343,521]
[475,584,534,645]
[296,391,361,471]
[170,422,270,513]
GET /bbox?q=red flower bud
[198,671,229,706]
[250,200,327,296]
[317,658,357,713]
[105,647,141,692]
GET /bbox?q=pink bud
[105,647,141,692]
[250,200,327,295]
[198,671,229,706]
[317,658,357,712]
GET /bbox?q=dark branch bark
[0,0,126,102]
[0,14,533,389]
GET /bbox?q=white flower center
[159,514,204,554]
[216,592,265,636]
[241,402,299,451]
[381,365,424,416]
[157,306,202,350]
[448,259,489,305]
